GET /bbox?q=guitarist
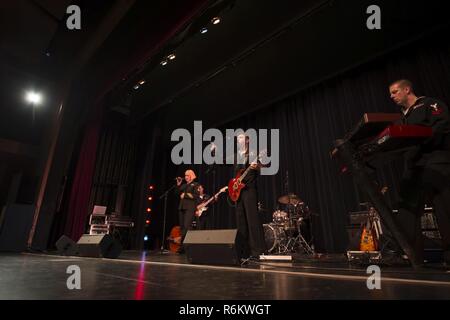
[233,133,267,259]
[195,185,216,230]
[175,169,200,253]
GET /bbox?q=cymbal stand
[287,221,315,255]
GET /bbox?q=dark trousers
[395,165,450,263]
[196,215,209,230]
[236,188,267,256]
[179,206,196,244]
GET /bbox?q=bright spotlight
[200,27,208,34]
[25,91,42,105]
[211,17,221,25]
[167,53,176,60]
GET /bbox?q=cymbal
[278,193,302,205]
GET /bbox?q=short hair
[389,79,414,92]
[185,169,196,180]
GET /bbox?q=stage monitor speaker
[183,229,244,265]
[76,234,122,259]
[55,235,78,256]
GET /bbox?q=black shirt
[176,182,200,210]
[197,194,211,204]
[401,96,450,166]
[233,151,259,189]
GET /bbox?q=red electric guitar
[228,150,266,202]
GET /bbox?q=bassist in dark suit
[233,133,267,259]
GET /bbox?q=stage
[1,251,450,300]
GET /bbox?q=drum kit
[263,193,315,255]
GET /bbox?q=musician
[389,79,450,265]
[175,169,200,253]
[233,133,267,259]
[195,185,216,230]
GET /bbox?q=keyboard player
[388,79,450,265]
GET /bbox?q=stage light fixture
[145,220,150,225]
[161,60,168,66]
[139,80,146,85]
[147,208,151,212]
[144,236,149,241]
[133,85,140,90]
[149,185,154,190]
[148,196,153,201]
[212,17,221,25]
[200,27,208,34]
[168,53,176,60]
[25,91,42,105]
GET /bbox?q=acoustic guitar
[167,225,182,253]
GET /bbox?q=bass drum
[263,223,287,253]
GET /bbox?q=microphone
[210,143,216,156]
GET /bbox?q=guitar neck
[201,189,224,207]
[239,166,252,182]
[238,156,259,182]
[202,196,215,207]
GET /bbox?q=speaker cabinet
[55,235,78,256]
[183,229,244,265]
[76,234,122,259]
[346,226,362,250]
[0,204,35,252]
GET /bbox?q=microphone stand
[159,183,177,254]
[205,163,216,229]
[212,167,216,229]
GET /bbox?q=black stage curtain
[137,38,450,253]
